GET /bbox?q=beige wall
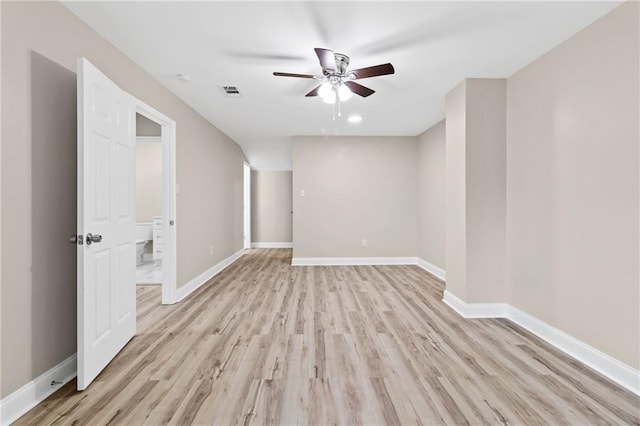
[135,142,162,223]
[465,79,507,303]
[506,1,639,369]
[1,1,245,398]
[445,82,468,298]
[445,79,507,303]
[1,49,78,400]
[251,171,292,243]
[292,136,418,259]
[417,120,446,270]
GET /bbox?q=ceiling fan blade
[350,63,395,79]
[344,81,375,97]
[273,72,316,79]
[314,48,336,73]
[305,85,321,97]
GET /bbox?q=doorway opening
[135,114,163,289]
[134,101,177,305]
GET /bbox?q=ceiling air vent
[220,85,243,98]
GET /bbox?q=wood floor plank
[14,248,640,425]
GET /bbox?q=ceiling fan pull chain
[333,100,336,120]
[332,88,337,120]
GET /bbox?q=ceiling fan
[273,48,395,103]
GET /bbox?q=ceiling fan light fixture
[322,89,336,104]
[318,82,333,101]
[338,84,352,101]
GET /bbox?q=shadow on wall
[250,171,260,241]
[30,51,77,380]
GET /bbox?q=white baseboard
[443,290,509,318]
[507,305,640,396]
[251,242,293,249]
[416,258,446,281]
[442,290,640,396]
[290,256,448,282]
[291,256,418,266]
[0,354,77,426]
[175,248,244,303]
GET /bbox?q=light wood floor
[17,248,640,425]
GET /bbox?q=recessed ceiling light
[348,115,362,123]
[177,73,191,82]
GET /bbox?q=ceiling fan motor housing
[333,53,350,76]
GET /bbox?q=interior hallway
[15,249,640,425]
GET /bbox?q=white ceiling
[62,1,621,170]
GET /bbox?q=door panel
[77,58,136,390]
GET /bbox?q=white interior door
[77,58,136,390]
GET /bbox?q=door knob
[85,233,102,245]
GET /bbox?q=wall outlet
[299,189,305,197]
[176,183,181,194]
[210,246,214,255]
[361,239,368,247]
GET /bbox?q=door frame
[243,161,251,250]
[134,98,178,305]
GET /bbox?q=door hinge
[69,234,83,245]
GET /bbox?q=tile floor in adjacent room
[136,260,162,285]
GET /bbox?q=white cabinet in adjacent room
[153,216,163,264]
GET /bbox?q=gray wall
[505,1,639,369]
[135,113,162,223]
[1,1,246,398]
[136,113,161,137]
[292,136,418,259]
[135,142,162,223]
[250,171,292,244]
[417,120,446,270]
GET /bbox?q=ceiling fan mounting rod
[333,52,350,75]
